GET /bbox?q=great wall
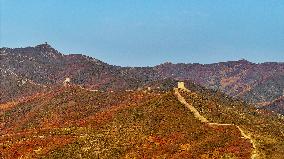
[174,82,259,159]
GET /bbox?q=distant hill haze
[1,44,283,113]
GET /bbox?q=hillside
[260,96,284,115]
[1,83,284,158]
[243,75,284,105]
[1,44,283,114]
[0,86,159,158]
[1,86,254,159]
[179,84,284,159]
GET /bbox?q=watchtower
[178,82,185,89]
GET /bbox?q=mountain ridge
[1,43,283,114]
[2,44,284,66]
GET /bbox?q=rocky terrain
[1,43,283,114]
[1,44,284,158]
[1,83,283,158]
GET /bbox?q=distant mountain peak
[237,59,252,64]
[34,43,62,58]
[156,61,174,67]
[35,42,54,50]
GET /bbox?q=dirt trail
[174,88,259,159]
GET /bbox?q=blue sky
[0,0,283,66]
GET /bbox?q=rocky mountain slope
[1,44,283,114]
[1,83,283,158]
[178,84,284,158]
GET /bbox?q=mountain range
[1,43,283,114]
[1,44,284,158]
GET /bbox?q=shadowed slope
[1,44,284,115]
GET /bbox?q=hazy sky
[1,0,283,66]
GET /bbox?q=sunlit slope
[0,86,158,158]
[179,87,284,159]
[1,86,155,132]
[4,85,280,158]
[43,91,252,159]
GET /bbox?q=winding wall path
[173,88,258,159]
